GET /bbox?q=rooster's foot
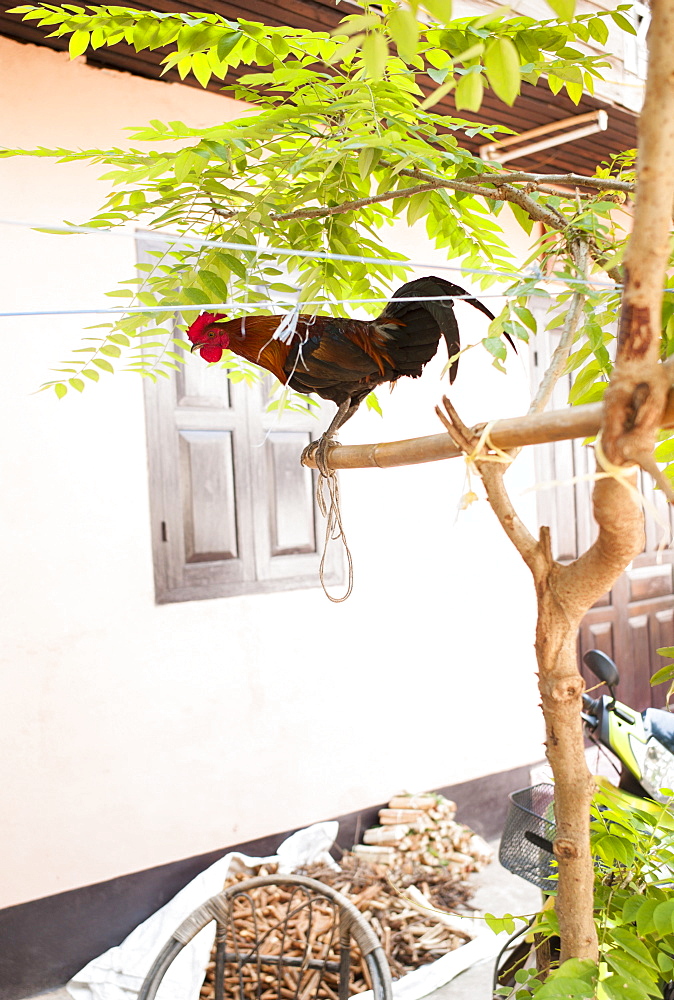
[301,435,340,476]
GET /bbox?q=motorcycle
[495,648,674,992]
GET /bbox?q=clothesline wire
[0,217,624,292]
[0,292,527,319]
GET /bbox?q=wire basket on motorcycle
[499,784,558,893]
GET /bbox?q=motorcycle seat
[644,707,674,754]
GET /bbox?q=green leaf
[216,29,243,61]
[387,7,419,63]
[326,33,364,65]
[484,37,521,106]
[611,11,638,35]
[420,0,452,25]
[513,306,537,332]
[573,381,608,405]
[657,646,674,659]
[636,898,660,937]
[406,191,432,226]
[568,360,602,403]
[658,950,674,974]
[365,391,383,416]
[565,78,584,105]
[68,378,85,392]
[484,912,517,935]
[419,75,457,110]
[92,358,115,374]
[69,29,90,59]
[605,952,658,993]
[332,14,381,38]
[199,269,230,302]
[455,71,484,112]
[654,437,674,463]
[547,73,564,96]
[358,146,379,181]
[510,202,535,235]
[174,147,207,183]
[601,979,650,1000]
[362,32,388,79]
[588,16,609,45]
[428,66,449,84]
[535,977,594,999]
[653,898,674,936]
[651,663,674,687]
[482,336,507,361]
[545,0,576,20]
[612,835,635,866]
[555,959,596,982]
[191,51,212,88]
[254,43,275,65]
[54,383,67,399]
[182,286,211,305]
[222,254,248,280]
[610,927,660,970]
[426,47,452,69]
[622,895,645,925]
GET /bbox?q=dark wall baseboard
[0,763,536,1000]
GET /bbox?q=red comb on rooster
[187,312,228,362]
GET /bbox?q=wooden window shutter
[138,242,343,602]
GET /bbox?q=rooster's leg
[301,398,356,473]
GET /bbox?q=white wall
[0,37,543,909]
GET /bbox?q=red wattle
[200,345,224,363]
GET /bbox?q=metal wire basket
[499,784,558,893]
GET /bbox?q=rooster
[186,276,502,469]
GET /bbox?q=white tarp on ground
[66,822,505,1000]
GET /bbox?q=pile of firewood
[297,855,479,979]
[199,872,347,1000]
[353,793,493,873]
[198,794,492,1000]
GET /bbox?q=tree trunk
[602,0,674,482]
[532,469,646,961]
[436,405,645,965]
[534,543,597,963]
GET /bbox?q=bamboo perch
[303,363,674,471]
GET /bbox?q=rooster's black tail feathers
[379,276,499,384]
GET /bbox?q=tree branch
[529,239,589,416]
[207,170,633,229]
[399,167,635,194]
[560,473,645,612]
[435,395,541,571]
